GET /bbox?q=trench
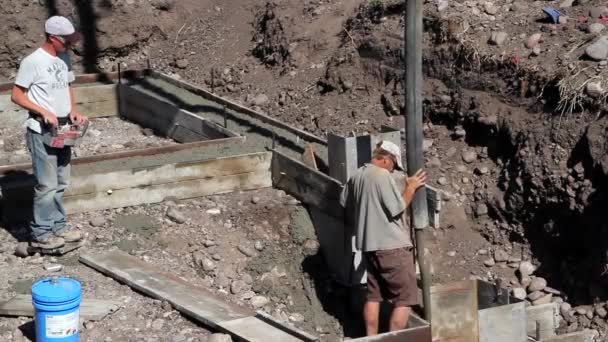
[343,6,608,313]
[423,48,608,310]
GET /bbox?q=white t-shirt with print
[14,48,75,134]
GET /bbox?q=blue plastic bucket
[32,277,81,342]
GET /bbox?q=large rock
[526,33,542,49]
[89,216,106,227]
[528,277,547,292]
[250,94,269,107]
[589,23,605,34]
[202,258,216,272]
[595,306,607,318]
[230,280,246,295]
[250,296,269,308]
[532,293,553,306]
[513,287,527,300]
[527,291,544,301]
[14,243,29,258]
[489,31,508,46]
[151,318,165,330]
[462,151,477,163]
[493,249,509,262]
[589,6,608,19]
[475,203,489,217]
[166,208,186,224]
[237,245,256,257]
[585,36,608,61]
[586,82,604,98]
[518,261,535,277]
[483,2,498,15]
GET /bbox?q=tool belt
[32,113,89,148]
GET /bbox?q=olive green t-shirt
[340,164,412,252]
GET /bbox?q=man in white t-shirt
[11,16,87,250]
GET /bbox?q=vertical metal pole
[117,62,121,84]
[405,0,432,321]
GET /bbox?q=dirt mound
[252,2,290,67]
[0,0,177,77]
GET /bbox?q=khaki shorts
[364,247,418,307]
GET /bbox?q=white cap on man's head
[378,140,404,171]
[45,16,80,42]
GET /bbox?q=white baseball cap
[378,140,404,171]
[45,16,81,42]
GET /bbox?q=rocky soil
[0,188,350,341]
[2,0,608,340]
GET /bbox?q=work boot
[54,229,83,243]
[31,236,65,250]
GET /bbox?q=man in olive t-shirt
[340,140,427,336]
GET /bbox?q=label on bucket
[45,310,79,338]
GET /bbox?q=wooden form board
[0,151,270,217]
[0,84,118,129]
[0,294,120,321]
[63,152,272,213]
[271,149,343,219]
[80,251,316,341]
[0,69,148,93]
[119,84,239,142]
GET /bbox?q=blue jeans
[26,129,71,242]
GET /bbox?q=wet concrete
[114,213,159,238]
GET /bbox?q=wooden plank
[527,303,558,340]
[119,83,178,136]
[0,84,116,112]
[79,251,252,331]
[77,101,118,118]
[0,294,120,321]
[0,69,148,93]
[66,152,272,196]
[430,280,479,342]
[271,150,343,219]
[0,85,118,129]
[65,168,271,214]
[254,312,318,342]
[0,136,244,175]
[218,316,306,342]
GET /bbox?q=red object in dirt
[599,15,608,23]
